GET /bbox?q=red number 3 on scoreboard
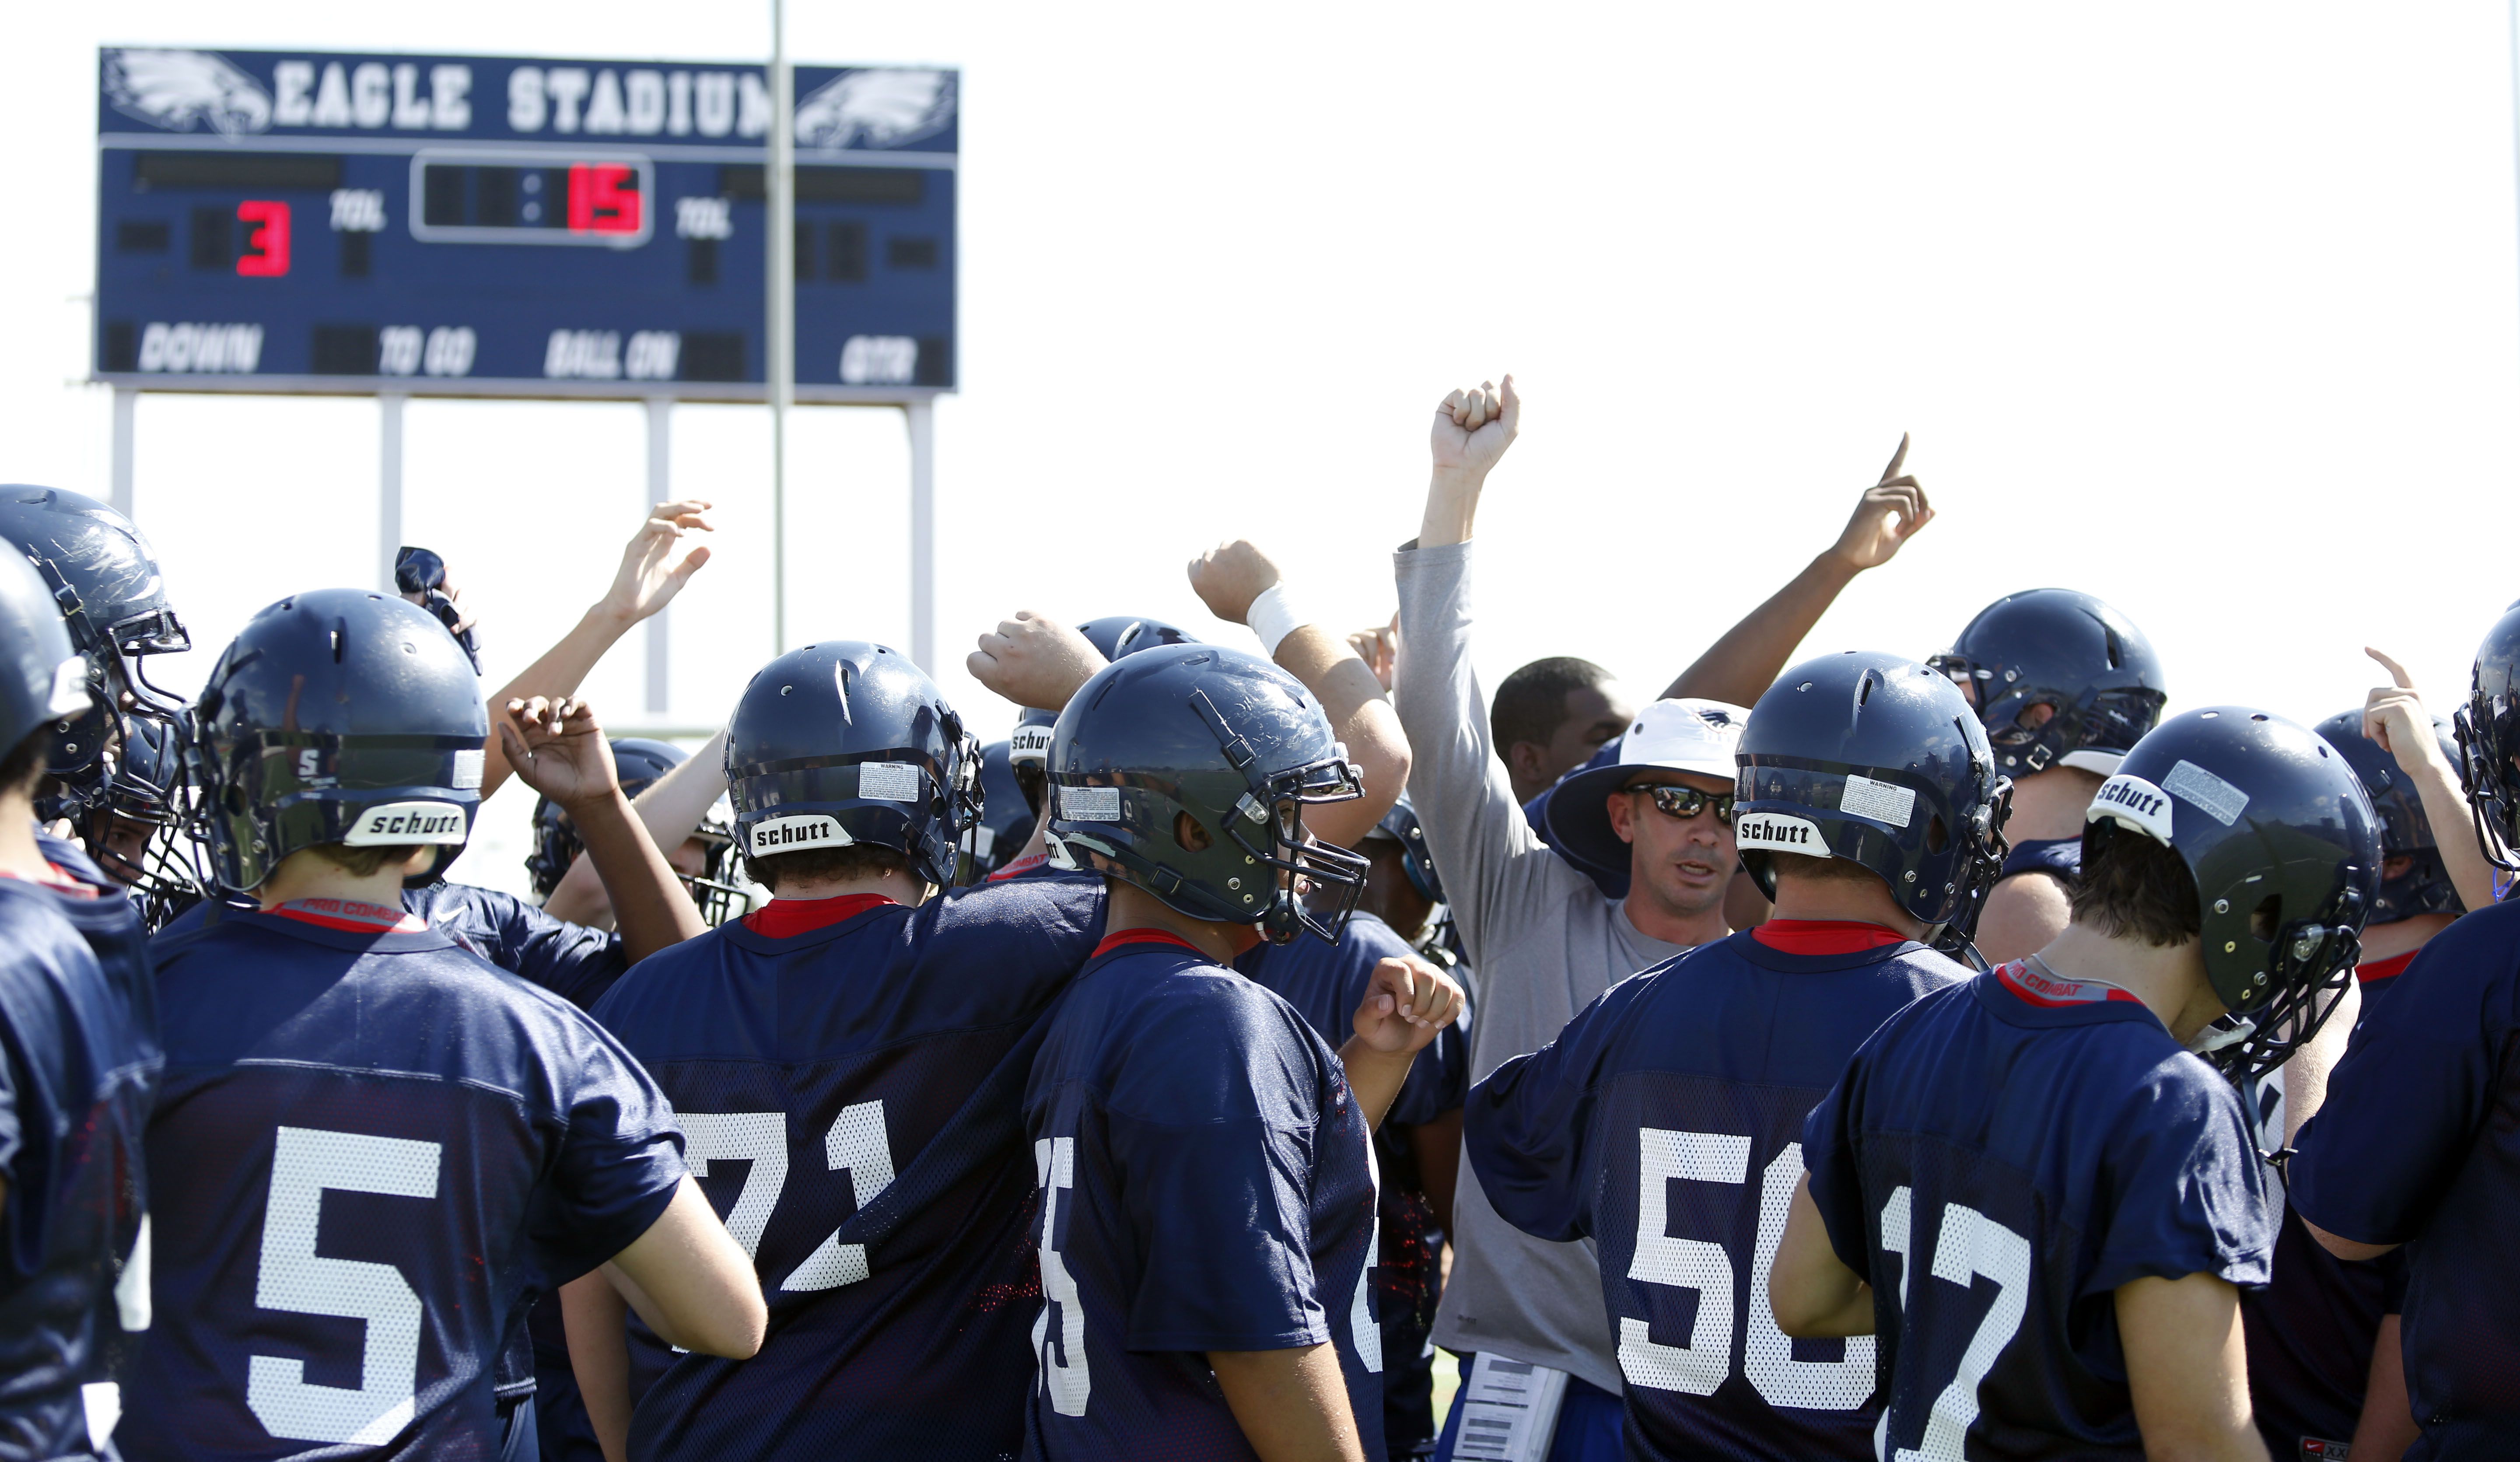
[567,164,641,235]
[236,201,290,278]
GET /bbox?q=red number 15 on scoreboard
[567,164,641,235]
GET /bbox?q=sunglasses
[1629,783,1735,825]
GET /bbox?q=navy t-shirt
[160,880,628,1011]
[1024,933,1384,1460]
[2238,953,2418,1458]
[1996,835,2080,888]
[2292,899,2520,1459]
[1803,961,2275,1460]
[0,871,158,1461]
[1238,913,1469,1455]
[124,906,686,1461]
[588,875,1107,1462]
[1467,928,1965,1462]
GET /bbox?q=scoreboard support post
[378,393,406,594]
[110,389,136,518]
[907,400,935,672]
[645,397,672,714]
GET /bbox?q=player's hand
[2363,648,2442,768]
[1828,434,1934,572]
[969,611,1104,712]
[1350,953,1465,1058]
[497,696,620,809]
[601,500,716,626]
[1187,540,1282,626]
[1347,614,1399,692]
[1431,376,1520,481]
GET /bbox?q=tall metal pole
[109,389,136,518]
[645,397,673,714]
[768,0,794,655]
[907,400,935,671]
[378,392,406,591]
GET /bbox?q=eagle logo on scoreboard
[794,68,956,151]
[103,49,274,137]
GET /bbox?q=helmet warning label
[1735,811,1826,853]
[749,814,850,855]
[342,800,470,845]
[1839,773,1916,828]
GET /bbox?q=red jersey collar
[1092,927,1207,961]
[1753,919,1909,955]
[743,892,897,939]
[267,896,427,933]
[1995,959,2148,1007]
[0,864,99,900]
[2357,948,2418,983]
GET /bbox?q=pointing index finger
[1879,432,1911,484]
[2366,647,2417,691]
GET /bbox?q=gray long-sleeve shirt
[1395,539,1685,1396]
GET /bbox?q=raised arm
[2363,648,2497,914]
[478,500,715,801]
[1661,436,1935,704]
[498,696,706,962]
[543,727,732,927]
[1189,540,1410,848]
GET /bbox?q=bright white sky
[5,3,2519,898]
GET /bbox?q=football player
[574,641,1112,1462]
[122,590,762,1461]
[2237,708,2464,1462]
[1464,651,1999,1460]
[1774,706,2378,1460]
[1025,641,1463,1459]
[0,547,159,1458]
[2289,605,2520,1459]
[0,486,203,927]
[1928,589,2169,965]
[528,735,743,926]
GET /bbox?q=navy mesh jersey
[1024,934,1384,1460]
[1803,963,2275,1460]
[589,876,1107,1462]
[161,880,628,1011]
[2238,958,2417,1459]
[1238,913,1469,1458]
[124,908,685,1461]
[1467,929,1965,1462]
[2292,899,2520,1459]
[0,869,158,1461]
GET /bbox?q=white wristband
[1246,582,1310,658]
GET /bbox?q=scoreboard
[93,48,958,401]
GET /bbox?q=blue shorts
[1431,1354,1624,1462]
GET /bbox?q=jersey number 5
[1622,1130,1874,1410]
[248,1126,442,1446]
[1877,1186,2030,1462]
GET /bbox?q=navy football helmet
[1046,643,1366,944]
[1074,614,1199,662]
[2087,709,2379,1079]
[2453,605,2520,875]
[1370,792,1445,906]
[724,642,976,890]
[190,590,488,893]
[959,739,1036,881]
[1929,588,2167,780]
[85,712,213,927]
[0,486,191,822]
[1008,706,1054,820]
[1734,651,2013,958]
[2313,710,2462,923]
[526,737,745,922]
[0,548,96,762]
